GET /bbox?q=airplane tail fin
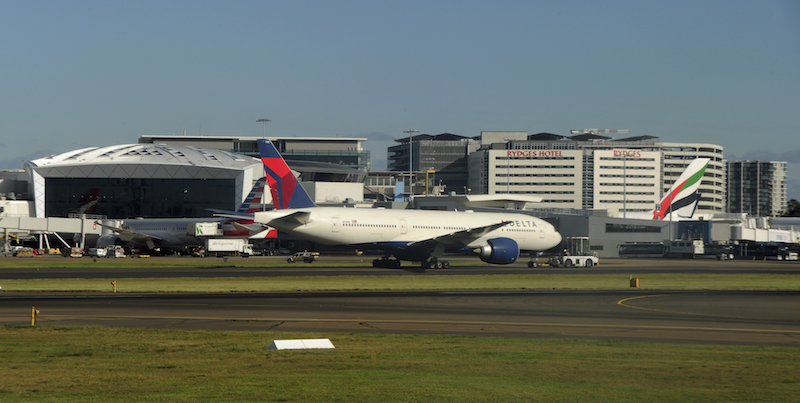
[237,177,268,214]
[72,187,101,215]
[652,158,710,220]
[257,139,317,210]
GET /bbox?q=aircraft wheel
[435,260,443,269]
[442,260,450,269]
[527,261,536,268]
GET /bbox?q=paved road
[1,256,799,278]
[2,257,798,345]
[2,290,798,346]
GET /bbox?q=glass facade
[606,223,662,233]
[46,178,236,218]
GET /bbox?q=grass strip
[0,326,797,402]
[0,256,379,269]
[1,273,798,292]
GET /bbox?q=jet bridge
[0,215,103,254]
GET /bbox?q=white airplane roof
[28,143,259,170]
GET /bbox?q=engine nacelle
[95,234,119,249]
[474,237,519,264]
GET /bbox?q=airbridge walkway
[0,215,103,254]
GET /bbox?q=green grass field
[2,256,798,401]
[1,326,798,402]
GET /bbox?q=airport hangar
[17,139,365,219]
[24,143,266,219]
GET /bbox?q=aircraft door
[332,217,340,233]
[400,219,407,234]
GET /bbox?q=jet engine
[474,237,519,264]
[95,234,120,249]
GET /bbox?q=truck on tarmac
[529,254,598,268]
[197,238,253,257]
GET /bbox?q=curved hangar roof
[27,143,262,179]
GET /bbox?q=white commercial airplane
[96,178,276,252]
[253,139,562,269]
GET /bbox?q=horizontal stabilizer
[207,208,252,217]
[256,210,312,227]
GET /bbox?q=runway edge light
[268,339,335,350]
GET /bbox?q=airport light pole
[257,118,271,139]
[403,129,419,197]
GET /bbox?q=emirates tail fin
[652,158,710,220]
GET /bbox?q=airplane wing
[406,221,513,249]
[95,222,164,248]
[207,208,253,219]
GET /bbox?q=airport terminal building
[24,144,265,219]
[139,135,370,171]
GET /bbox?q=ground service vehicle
[198,239,253,257]
[529,254,598,268]
[286,251,319,263]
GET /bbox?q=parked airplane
[96,178,276,252]
[254,139,562,269]
[623,158,711,221]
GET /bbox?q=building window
[606,223,662,233]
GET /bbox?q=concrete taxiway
[1,257,798,346]
[2,290,798,346]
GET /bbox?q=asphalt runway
[2,290,799,346]
[2,255,799,279]
[1,257,798,346]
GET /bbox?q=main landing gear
[372,258,401,269]
[372,257,451,270]
[421,259,450,270]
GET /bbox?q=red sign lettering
[613,150,641,158]
[506,150,563,158]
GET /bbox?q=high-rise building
[467,132,725,217]
[387,133,480,193]
[727,160,787,216]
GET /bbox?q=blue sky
[3,0,800,198]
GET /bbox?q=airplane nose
[551,225,562,246]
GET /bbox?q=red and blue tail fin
[237,177,267,214]
[257,139,317,210]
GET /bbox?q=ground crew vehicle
[195,239,254,257]
[528,254,598,268]
[286,251,319,263]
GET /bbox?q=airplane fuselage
[98,217,268,250]
[255,207,561,253]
